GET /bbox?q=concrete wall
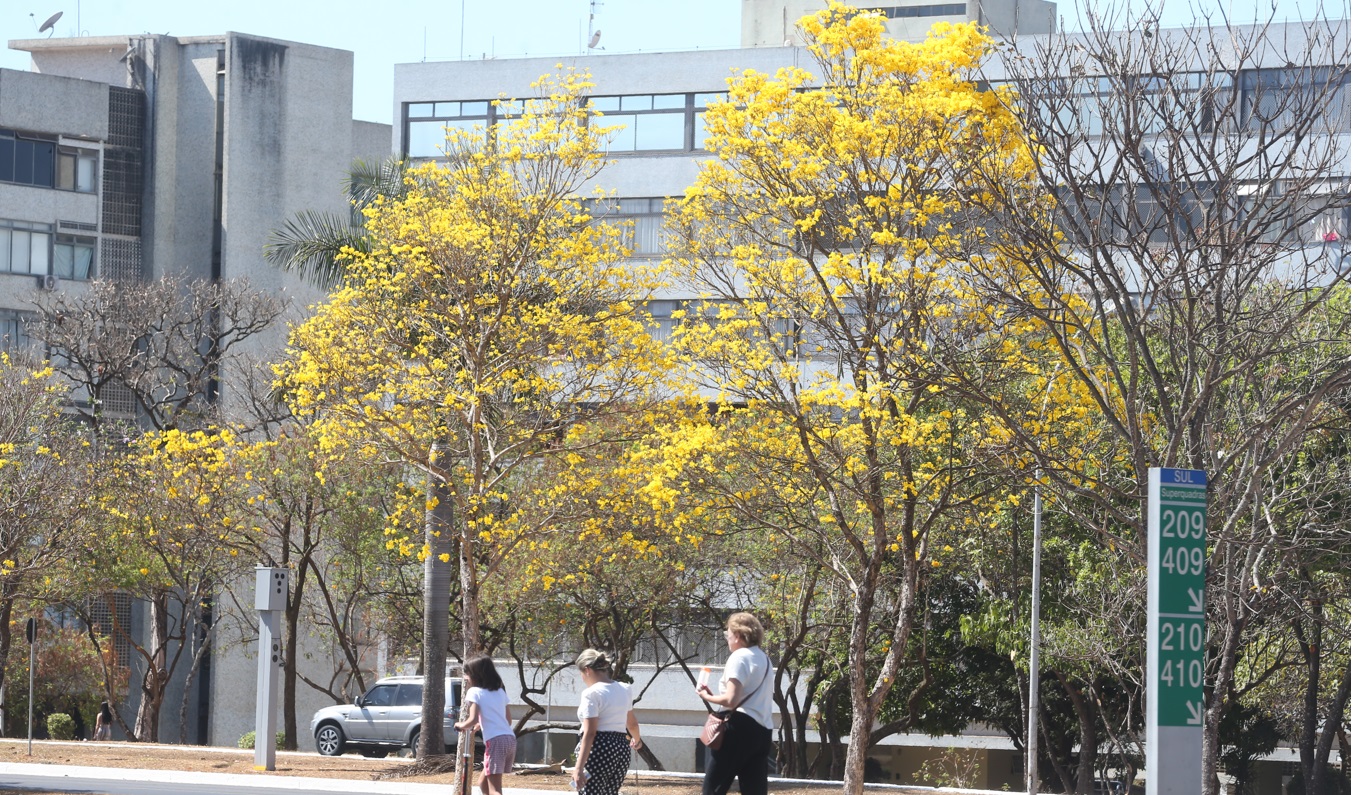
[0,68,107,139]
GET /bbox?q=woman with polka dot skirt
[572,649,643,795]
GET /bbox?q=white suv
[309,675,460,757]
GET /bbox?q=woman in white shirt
[572,649,643,795]
[454,655,516,795]
[695,612,774,795]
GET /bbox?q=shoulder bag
[699,650,770,750]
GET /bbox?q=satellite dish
[38,11,63,35]
[587,30,602,49]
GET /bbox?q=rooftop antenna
[586,0,602,53]
[35,11,63,36]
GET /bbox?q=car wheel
[315,723,346,756]
[408,729,421,758]
[359,748,388,759]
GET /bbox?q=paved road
[0,762,562,795]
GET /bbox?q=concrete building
[1,31,390,745]
[741,0,1055,46]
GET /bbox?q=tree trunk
[134,591,170,742]
[176,602,212,745]
[1055,672,1097,795]
[0,598,13,735]
[1202,612,1244,795]
[1310,668,1351,795]
[421,459,454,761]
[283,544,310,752]
[1298,612,1323,792]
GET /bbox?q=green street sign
[1147,467,1207,795]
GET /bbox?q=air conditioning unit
[36,274,58,290]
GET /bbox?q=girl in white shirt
[455,655,515,795]
[573,649,643,795]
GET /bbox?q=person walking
[93,701,112,741]
[696,612,773,795]
[454,656,516,795]
[572,649,642,795]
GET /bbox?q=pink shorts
[483,733,517,775]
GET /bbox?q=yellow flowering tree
[0,354,91,733]
[227,425,405,750]
[64,426,247,742]
[278,70,669,758]
[666,5,1039,791]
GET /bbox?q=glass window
[394,683,422,707]
[694,93,726,108]
[13,139,34,184]
[434,102,460,117]
[460,101,488,116]
[53,236,95,280]
[1,132,57,189]
[620,95,653,112]
[31,140,54,189]
[652,94,687,110]
[408,103,434,118]
[30,231,49,275]
[408,120,486,158]
[57,148,97,193]
[364,685,395,707]
[77,153,96,192]
[695,112,713,150]
[0,229,8,271]
[10,231,30,274]
[634,113,686,151]
[590,96,620,112]
[604,114,638,151]
[0,135,12,182]
[0,312,31,355]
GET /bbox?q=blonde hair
[576,648,613,672]
[726,612,764,646]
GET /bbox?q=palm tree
[264,156,408,288]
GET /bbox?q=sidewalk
[0,760,561,795]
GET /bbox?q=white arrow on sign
[1188,588,1204,613]
[1186,700,1203,725]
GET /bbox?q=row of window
[587,188,1349,261]
[866,3,968,18]
[0,130,98,193]
[405,92,728,158]
[0,219,96,280]
[404,65,1349,160]
[1016,66,1351,136]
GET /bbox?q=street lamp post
[1026,472,1043,795]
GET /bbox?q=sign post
[254,567,287,771]
[1147,468,1207,795]
[25,617,35,756]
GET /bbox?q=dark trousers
[702,711,772,795]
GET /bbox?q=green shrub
[46,713,76,741]
[237,730,285,750]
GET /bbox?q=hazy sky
[1,0,1343,123]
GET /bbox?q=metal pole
[26,635,34,756]
[462,728,474,795]
[1026,473,1043,795]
